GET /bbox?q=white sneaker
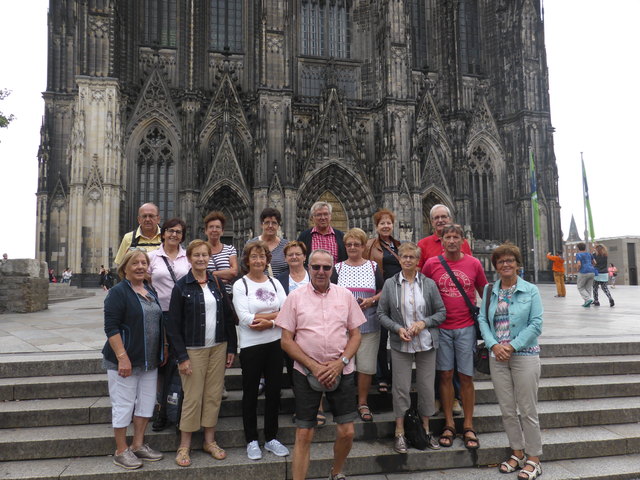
[264,439,290,457]
[246,440,262,460]
[452,398,463,415]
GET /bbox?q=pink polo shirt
[275,282,366,375]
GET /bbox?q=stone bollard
[0,259,49,313]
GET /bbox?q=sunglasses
[310,264,332,271]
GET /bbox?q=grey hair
[429,204,451,219]
[310,201,333,216]
[309,249,335,266]
[398,242,421,259]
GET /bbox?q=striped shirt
[207,243,237,294]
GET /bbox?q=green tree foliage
[0,89,16,130]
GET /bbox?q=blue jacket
[478,277,543,352]
[102,279,163,369]
[167,269,238,363]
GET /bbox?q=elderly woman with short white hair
[377,242,446,454]
[102,249,165,470]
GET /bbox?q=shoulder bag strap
[437,255,475,312]
[129,230,139,249]
[380,239,401,262]
[161,256,179,284]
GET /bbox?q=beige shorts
[355,331,381,375]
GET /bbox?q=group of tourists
[102,201,545,480]
[547,244,616,307]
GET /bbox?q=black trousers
[240,339,283,443]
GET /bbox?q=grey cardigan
[377,272,446,352]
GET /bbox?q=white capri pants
[107,368,158,428]
[490,355,542,457]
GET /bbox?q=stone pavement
[1,284,638,356]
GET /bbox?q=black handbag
[474,283,493,375]
[403,399,428,450]
[437,255,481,338]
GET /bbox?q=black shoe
[592,301,600,306]
[610,300,615,307]
[152,416,168,432]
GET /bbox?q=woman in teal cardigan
[478,243,543,480]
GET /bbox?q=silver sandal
[518,460,542,480]
[499,454,526,473]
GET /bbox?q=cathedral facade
[36,0,561,276]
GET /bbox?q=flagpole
[529,145,539,283]
[581,152,589,248]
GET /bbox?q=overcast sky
[0,1,638,259]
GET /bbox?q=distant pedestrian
[49,268,57,283]
[546,252,565,297]
[575,243,595,307]
[592,245,614,307]
[2,253,7,261]
[99,265,108,291]
[62,268,73,284]
[608,263,618,288]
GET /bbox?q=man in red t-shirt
[417,204,472,269]
[422,224,487,450]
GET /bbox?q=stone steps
[2,396,639,461]
[48,283,97,303]
[0,368,640,409]
[2,425,639,480]
[2,339,640,479]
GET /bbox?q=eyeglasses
[310,264,332,271]
[497,258,517,265]
[139,214,158,219]
[250,254,267,260]
[400,255,418,261]
[262,221,279,226]
[432,215,450,221]
[166,228,183,236]
[313,212,330,218]
[345,243,362,248]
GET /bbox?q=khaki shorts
[355,331,381,375]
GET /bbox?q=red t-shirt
[422,254,488,330]
[417,234,472,269]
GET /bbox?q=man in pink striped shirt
[277,249,365,480]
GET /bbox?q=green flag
[582,158,595,241]
[529,148,540,240]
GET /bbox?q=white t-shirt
[289,271,310,293]
[187,284,219,349]
[232,276,287,349]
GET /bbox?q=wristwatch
[341,356,349,366]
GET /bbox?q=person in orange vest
[546,252,566,297]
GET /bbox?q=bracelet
[271,320,276,329]
[116,351,126,359]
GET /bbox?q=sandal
[203,441,226,460]
[518,460,542,480]
[357,404,374,422]
[499,454,526,473]
[316,412,327,428]
[378,382,389,393]
[438,425,456,448]
[175,447,191,467]
[463,428,480,450]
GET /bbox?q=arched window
[137,126,175,220]
[300,1,350,59]
[143,0,177,47]
[468,146,493,239]
[210,0,243,52]
[458,0,480,75]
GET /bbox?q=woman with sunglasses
[333,228,384,422]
